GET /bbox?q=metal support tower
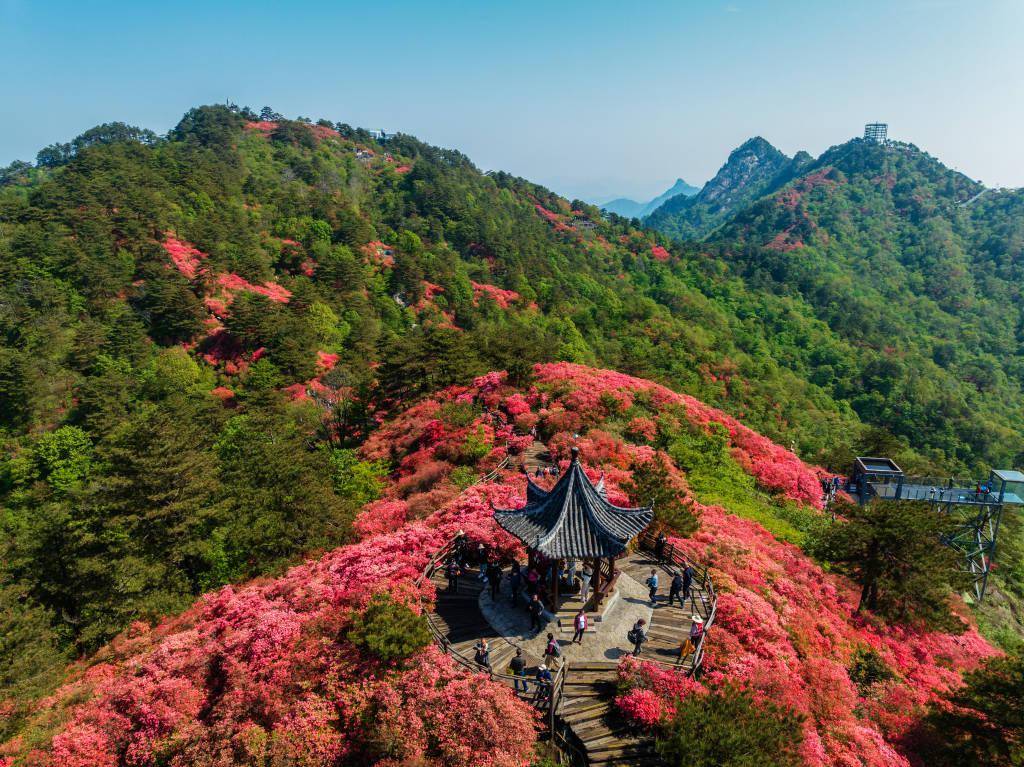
[931,492,1004,602]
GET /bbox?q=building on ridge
[864,123,888,144]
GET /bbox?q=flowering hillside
[1,363,997,767]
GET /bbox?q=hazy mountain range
[597,177,700,218]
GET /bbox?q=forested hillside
[645,137,812,239]
[1,106,1023,763]
[648,136,1024,474]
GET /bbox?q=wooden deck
[425,544,713,766]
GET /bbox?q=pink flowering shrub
[471,281,522,309]
[8,363,997,767]
[615,688,665,727]
[650,244,671,261]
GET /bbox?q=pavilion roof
[493,447,653,559]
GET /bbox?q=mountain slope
[0,364,998,767]
[646,137,811,238]
[1,106,1022,716]
[702,138,1024,471]
[600,177,699,218]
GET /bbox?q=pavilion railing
[637,530,718,676]
[415,533,586,765]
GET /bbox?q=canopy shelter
[494,446,653,609]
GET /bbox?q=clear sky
[2,0,1022,201]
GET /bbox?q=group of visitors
[627,613,705,659]
[532,464,560,479]
[643,564,695,608]
[820,475,841,507]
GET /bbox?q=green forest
[2,105,1024,735]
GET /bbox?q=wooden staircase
[558,662,664,767]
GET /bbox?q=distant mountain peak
[600,177,699,218]
[645,137,803,238]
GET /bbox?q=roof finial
[571,446,580,463]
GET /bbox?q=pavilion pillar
[552,558,560,609]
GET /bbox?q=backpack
[547,641,561,658]
[627,628,638,644]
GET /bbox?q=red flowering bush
[7,363,997,767]
[615,688,666,727]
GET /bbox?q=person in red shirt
[572,608,587,644]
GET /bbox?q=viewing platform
[415,445,718,765]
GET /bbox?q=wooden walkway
[423,542,714,766]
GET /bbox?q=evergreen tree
[808,500,969,629]
[657,683,804,767]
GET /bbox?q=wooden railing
[637,531,718,676]
[416,534,558,702]
[476,453,511,485]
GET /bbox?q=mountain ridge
[645,135,812,238]
[599,176,699,218]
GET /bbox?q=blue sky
[2,0,1022,201]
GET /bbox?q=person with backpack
[628,618,648,657]
[572,608,587,644]
[543,632,562,663]
[645,568,659,606]
[528,594,544,632]
[509,647,528,693]
[668,571,685,607]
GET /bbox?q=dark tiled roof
[494,447,652,559]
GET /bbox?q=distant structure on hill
[864,123,888,144]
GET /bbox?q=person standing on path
[669,571,684,607]
[509,648,528,693]
[629,618,648,657]
[654,532,667,562]
[543,632,562,664]
[509,564,522,606]
[572,608,587,644]
[579,566,592,606]
[682,562,694,602]
[487,561,502,600]
[446,559,460,593]
[528,594,544,632]
[474,637,491,669]
[646,568,659,605]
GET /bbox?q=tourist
[566,559,577,587]
[509,565,522,606]
[487,561,503,600]
[668,571,685,607]
[572,608,587,644]
[535,663,553,703]
[654,532,667,562]
[682,562,694,601]
[525,567,540,597]
[544,632,562,663]
[689,615,705,648]
[446,559,460,593]
[535,467,543,478]
[629,618,647,657]
[528,594,544,632]
[509,648,528,693]
[579,566,592,605]
[474,637,490,669]
[646,568,659,605]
